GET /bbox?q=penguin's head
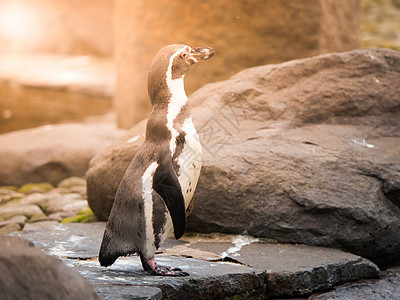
[169,45,215,78]
[148,44,215,103]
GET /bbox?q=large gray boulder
[0,123,125,186]
[0,236,99,300]
[86,48,400,266]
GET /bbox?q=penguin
[99,44,215,276]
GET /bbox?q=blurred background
[0,0,398,134]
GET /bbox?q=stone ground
[9,222,381,299]
[2,180,400,299]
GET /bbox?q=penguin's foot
[153,265,189,276]
[140,255,189,276]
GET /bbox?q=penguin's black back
[98,148,152,266]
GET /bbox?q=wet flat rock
[12,222,106,259]
[186,241,380,297]
[11,223,381,299]
[11,223,264,299]
[67,256,263,300]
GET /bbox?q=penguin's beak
[190,47,215,63]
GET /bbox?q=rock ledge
[11,223,380,299]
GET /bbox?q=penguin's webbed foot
[153,265,189,276]
[140,255,189,276]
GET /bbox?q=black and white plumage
[99,44,215,276]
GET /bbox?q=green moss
[61,208,98,223]
[18,183,54,194]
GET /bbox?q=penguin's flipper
[153,159,186,239]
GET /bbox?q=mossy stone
[58,177,86,188]
[18,183,54,194]
[0,189,24,205]
[0,223,21,234]
[61,209,98,224]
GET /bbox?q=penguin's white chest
[164,74,201,210]
[176,117,202,208]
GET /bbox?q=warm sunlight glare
[0,2,40,40]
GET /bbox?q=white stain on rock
[221,235,260,258]
[351,138,375,149]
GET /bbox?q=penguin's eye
[181,52,187,59]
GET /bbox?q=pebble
[0,189,25,205]
[41,194,87,215]
[19,191,63,206]
[0,215,27,227]
[0,177,94,235]
[0,223,21,234]
[57,177,87,195]
[58,177,86,188]
[0,204,44,221]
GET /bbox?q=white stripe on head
[166,46,189,155]
[142,161,159,258]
